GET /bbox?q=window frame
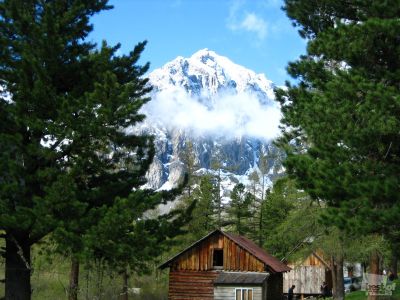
[212,248,224,269]
[235,287,254,300]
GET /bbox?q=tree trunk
[367,250,380,300]
[85,267,90,300]
[217,169,222,229]
[331,256,337,299]
[68,257,80,300]
[331,255,344,300]
[5,233,31,300]
[335,256,344,300]
[120,269,129,300]
[258,207,263,246]
[390,248,398,279]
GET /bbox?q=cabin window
[235,288,253,300]
[213,249,223,268]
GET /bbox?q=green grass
[343,291,400,300]
[323,280,400,300]
[344,290,369,300]
[1,262,168,300]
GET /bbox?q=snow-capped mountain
[149,48,276,100]
[133,49,284,193]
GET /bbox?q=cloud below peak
[142,87,281,141]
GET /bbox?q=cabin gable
[170,232,265,272]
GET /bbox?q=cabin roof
[223,231,291,273]
[159,229,291,273]
[214,272,269,285]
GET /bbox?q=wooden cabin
[283,250,332,298]
[160,229,291,300]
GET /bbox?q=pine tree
[261,177,300,258]
[258,152,269,202]
[279,0,400,235]
[179,139,199,197]
[247,150,273,246]
[188,175,217,240]
[210,156,224,229]
[227,183,253,236]
[247,170,262,243]
[0,1,164,298]
[278,2,400,298]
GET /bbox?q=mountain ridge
[149,48,276,101]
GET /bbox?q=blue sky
[90,0,306,86]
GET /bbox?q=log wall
[168,270,218,300]
[171,233,265,272]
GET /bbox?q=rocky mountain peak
[134,50,284,193]
[148,49,276,100]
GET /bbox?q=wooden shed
[283,250,332,298]
[160,229,291,300]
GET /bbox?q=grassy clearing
[0,244,168,300]
[322,280,400,300]
[1,262,168,300]
[346,279,400,300]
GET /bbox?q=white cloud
[142,87,281,141]
[240,13,267,40]
[227,1,268,41]
[227,5,268,40]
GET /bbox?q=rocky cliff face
[134,49,284,192]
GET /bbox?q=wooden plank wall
[283,266,326,294]
[171,233,265,272]
[168,270,218,299]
